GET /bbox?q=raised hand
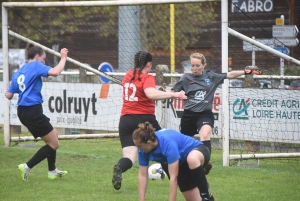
[244,67,263,75]
[60,48,69,59]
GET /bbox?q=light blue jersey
[138,129,203,166]
[8,61,51,106]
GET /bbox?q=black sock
[191,166,209,199]
[27,144,55,169]
[161,162,170,180]
[118,158,133,173]
[202,140,212,155]
[47,150,57,171]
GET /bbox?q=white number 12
[124,83,138,101]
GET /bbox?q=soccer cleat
[209,192,215,201]
[207,182,215,201]
[112,163,122,190]
[48,168,68,180]
[202,196,215,201]
[18,163,30,182]
[204,161,213,175]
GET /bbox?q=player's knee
[55,142,60,149]
[129,157,136,165]
[199,129,212,141]
[48,141,60,150]
[187,153,201,169]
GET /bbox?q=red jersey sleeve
[143,75,156,90]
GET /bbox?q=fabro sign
[231,0,274,13]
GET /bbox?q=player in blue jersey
[5,43,69,181]
[133,121,214,201]
[112,51,186,190]
[172,53,263,174]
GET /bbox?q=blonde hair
[190,53,207,65]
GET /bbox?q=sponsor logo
[158,98,184,118]
[48,89,97,122]
[205,78,211,85]
[233,98,250,120]
[195,91,206,100]
[159,93,221,120]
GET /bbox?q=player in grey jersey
[172,53,262,175]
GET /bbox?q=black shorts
[178,145,210,192]
[17,104,53,139]
[119,114,161,148]
[180,110,214,136]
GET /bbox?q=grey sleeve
[216,73,227,85]
[172,74,186,92]
[208,71,227,85]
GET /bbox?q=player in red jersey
[112,50,187,190]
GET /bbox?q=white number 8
[124,83,138,101]
[17,74,26,92]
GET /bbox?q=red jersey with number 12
[121,70,156,116]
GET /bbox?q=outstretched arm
[48,48,69,77]
[138,166,149,201]
[227,67,263,79]
[226,70,245,79]
[144,87,187,100]
[168,161,179,201]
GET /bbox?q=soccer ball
[148,163,166,180]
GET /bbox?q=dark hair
[132,121,156,144]
[25,43,44,60]
[131,51,153,81]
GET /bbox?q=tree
[1,1,218,51]
[97,3,218,50]
[0,0,102,47]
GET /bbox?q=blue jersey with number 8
[8,61,51,106]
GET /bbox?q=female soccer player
[172,53,263,174]
[112,50,187,190]
[133,121,213,201]
[5,44,69,181]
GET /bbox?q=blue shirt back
[138,129,203,166]
[8,61,51,106]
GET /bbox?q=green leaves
[3,1,217,51]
